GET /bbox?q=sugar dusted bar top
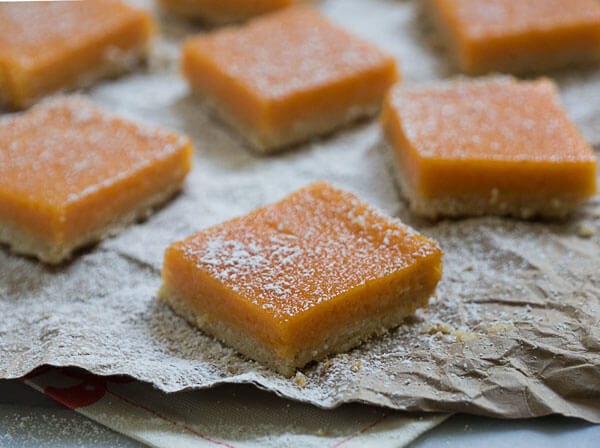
[182,6,399,152]
[0,96,193,264]
[426,0,600,74]
[159,182,442,376]
[0,0,154,109]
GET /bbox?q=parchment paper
[2,0,600,423]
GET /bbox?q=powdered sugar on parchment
[1,0,600,423]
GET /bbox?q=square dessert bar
[0,0,154,109]
[0,96,193,264]
[182,6,400,153]
[159,0,301,24]
[381,77,597,219]
[425,0,600,75]
[159,182,443,376]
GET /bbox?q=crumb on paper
[320,359,333,375]
[486,323,513,334]
[453,329,479,342]
[350,360,362,373]
[577,222,595,238]
[420,321,454,335]
[294,371,307,387]
[315,427,331,437]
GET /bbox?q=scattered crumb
[420,322,454,335]
[350,360,362,373]
[453,329,479,342]
[320,359,333,375]
[294,371,307,387]
[486,323,513,334]
[315,427,331,437]
[577,222,595,238]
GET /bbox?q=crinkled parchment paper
[2,0,600,423]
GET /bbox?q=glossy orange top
[433,0,600,39]
[183,6,397,101]
[165,182,441,322]
[0,96,190,209]
[386,78,595,164]
[0,0,152,67]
